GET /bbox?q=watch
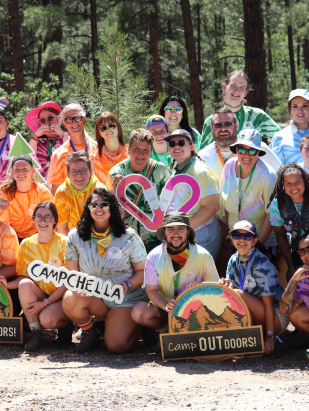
[44,298,51,308]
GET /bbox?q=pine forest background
[1,0,309,140]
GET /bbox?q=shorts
[149,301,169,323]
[102,285,147,310]
[275,305,290,334]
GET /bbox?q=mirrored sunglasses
[34,215,54,222]
[98,123,117,132]
[168,139,186,148]
[237,146,258,156]
[38,115,57,124]
[230,231,255,241]
[88,201,110,211]
[164,106,183,115]
[64,115,83,124]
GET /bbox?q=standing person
[146,115,171,167]
[159,96,202,151]
[108,129,169,254]
[220,220,288,355]
[166,129,221,260]
[55,151,103,236]
[0,97,16,185]
[200,70,280,149]
[93,111,129,185]
[62,188,148,354]
[25,101,68,180]
[1,201,71,352]
[47,103,99,195]
[0,155,54,242]
[271,89,309,166]
[221,129,277,249]
[298,134,309,173]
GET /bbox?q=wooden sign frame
[0,283,13,318]
[0,317,23,344]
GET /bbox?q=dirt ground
[1,326,309,411]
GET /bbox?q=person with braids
[159,95,202,151]
[269,163,309,282]
[62,188,148,354]
[166,130,221,260]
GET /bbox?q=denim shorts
[194,217,221,260]
[102,285,148,310]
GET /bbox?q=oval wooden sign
[0,283,13,318]
[169,282,251,333]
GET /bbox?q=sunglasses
[88,201,110,211]
[64,115,83,124]
[164,106,183,115]
[98,123,117,132]
[168,139,187,148]
[69,168,89,177]
[213,121,234,129]
[296,246,309,257]
[34,214,54,223]
[230,231,255,241]
[237,146,258,156]
[38,115,57,124]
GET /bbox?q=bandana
[91,225,113,256]
[174,155,195,175]
[167,242,190,272]
[237,246,255,262]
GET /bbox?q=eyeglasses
[34,214,54,223]
[38,115,57,124]
[69,168,89,177]
[213,121,234,129]
[64,115,83,124]
[237,146,258,156]
[98,123,117,132]
[164,106,183,115]
[296,246,309,257]
[88,201,110,211]
[230,231,255,241]
[168,139,186,148]
[165,226,188,234]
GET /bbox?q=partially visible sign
[0,318,23,344]
[0,283,13,318]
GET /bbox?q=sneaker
[292,330,309,350]
[56,321,74,346]
[140,326,159,348]
[73,327,101,354]
[94,321,105,341]
[25,329,43,352]
[73,328,82,339]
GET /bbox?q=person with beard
[131,212,219,338]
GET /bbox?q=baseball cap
[164,129,193,143]
[230,220,257,236]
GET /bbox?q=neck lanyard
[237,106,244,134]
[173,272,180,299]
[238,162,256,219]
[0,134,8,158]
[70,139,88,153]
[216,143,235,167]
[46,137,58,163]
[238,250,256,290]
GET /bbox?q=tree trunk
[148,0,162,100]
[197,3,201,76]
[242,0,267,110]
[285,0,296,89]
[265,1,273,72]
[303,38,309,71]
[8,0,24,91]
[90,0,100,86]
[180,0,204,132]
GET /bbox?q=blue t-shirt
[226,248,284,304]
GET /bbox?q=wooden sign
[160,283,264,361]
[0,283,23,343]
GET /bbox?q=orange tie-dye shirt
[16,232,67,295]
[47,139,102,185]
[0,182,54,239]
[0,222,19,269]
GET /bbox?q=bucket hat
[230,129,266,156]
[156,211,195,241]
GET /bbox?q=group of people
[1,69,309,356]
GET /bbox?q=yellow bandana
[91,225,112,256]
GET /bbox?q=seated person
[220,220,289,355]
[108,128,170,254]
[1,201,71,352]
[0,155,54,242]
[131,212,219,343]
[62,188,148,354]
[279,234,309,348]
[298,134,309,173]
[145,115,171,166]
[55,150,103,236]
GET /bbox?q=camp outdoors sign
[160,283,264,361]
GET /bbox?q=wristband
[123,281,132,290]
[31,134,39,141]
[44,298,51,308]
[266,331,275,336]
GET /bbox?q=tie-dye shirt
[269,198,304,228]
[221,157,277,246]
[298,161,309,174]
[55,175,104,230]
[0,222,19,269]
[270,122,309,166]
[168,158,219,223]
[145,243,219,301]
[94,144,129,185]
[16,232,67,296]
[200,106,281,149]
[35,136,65,179]
[0,182,54,239]
[294,277,309,308]
[0,134,16,185]
[227,248,284,304]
